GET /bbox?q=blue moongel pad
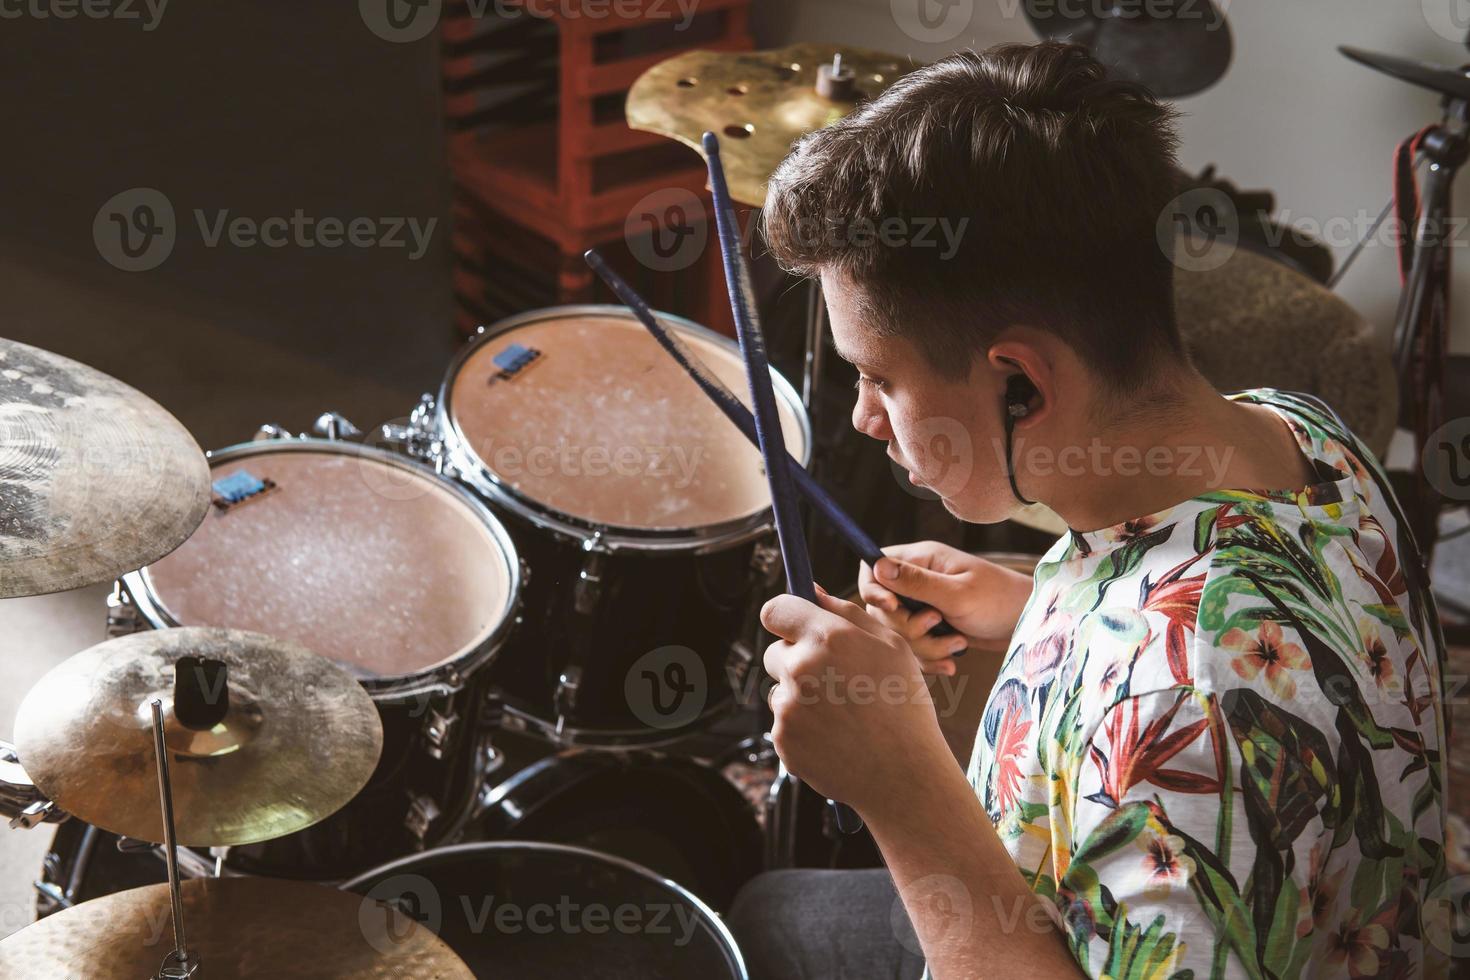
[492,343,539,374]
[212,470,268,504]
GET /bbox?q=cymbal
[14,626,383,847]
[0,876,473,978]
[627,44,913,207]
[1024,0,1232,98]
[1340,46,1470,103]
[0,337,210,598]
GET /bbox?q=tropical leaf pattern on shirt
[963,391,1451,980]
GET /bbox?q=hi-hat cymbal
[1340,46,1470,103]
[1024,0,1232,98]
[627,44,913,207]
[14,626,383,847]
[0,337,210,598]
[0,876,473,978]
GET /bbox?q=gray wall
[753,0,1470,354]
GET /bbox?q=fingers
[857,562,900,612]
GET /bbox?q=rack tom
[430,306,810,745]
[111,438,522,876]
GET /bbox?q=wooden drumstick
[583,250,956,639]
[702,130,865,836]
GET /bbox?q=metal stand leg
[151,699,198,979]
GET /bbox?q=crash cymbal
[0,337,210,598]
[0,876,473,978]
[14,626,383,847]
[1024,0,1232,98]
[627,44,913,207]
[1340,46,1470,103]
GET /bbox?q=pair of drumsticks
[585,133,953,834]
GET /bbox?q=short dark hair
[762,42,1187,386]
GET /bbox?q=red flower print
[992,700,1032,814]
[1222,621,1311,700]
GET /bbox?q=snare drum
[429,306,810,746]
[110,438,523,876]
[341,842,749,979]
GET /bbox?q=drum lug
[251,423,296,441]
[574,532,608,615]
[311,411,362,441]
[10,799,60,830]
[554,666,583,722]
[380,393,442,462]
[421,703,459,760]
[750,541,783,585]
[105,583,143,638]
[404,793,442,846]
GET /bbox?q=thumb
[873,556,959,607]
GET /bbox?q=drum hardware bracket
[10,799,60,830]
[106,583,144,638]
[422,703,460,760]
[749,541,783,585]
[554,666,584,725]
[405,792,443,845]
[311,411,362,441]
[251,423,296,441]
[380,394,443,461]
[574,532,608,614]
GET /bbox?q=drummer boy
[728,41,1452,980]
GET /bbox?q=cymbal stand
[1393,95,1468,554]
[151,699,198,979]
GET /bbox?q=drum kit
[0,7,1451,974]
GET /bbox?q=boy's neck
[1038,376,1312,534]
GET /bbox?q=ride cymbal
[0,876,473,978]
[627,44,913,207]
[14,626,383,847]
[0,337,210,598]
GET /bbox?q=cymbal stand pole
[151,699,197,979]
[1393,96,1468,554]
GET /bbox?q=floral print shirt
[968,391,1450,979]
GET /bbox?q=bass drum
[475,747,762,912]
[36,746,761,920]
[342,842,748,979]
